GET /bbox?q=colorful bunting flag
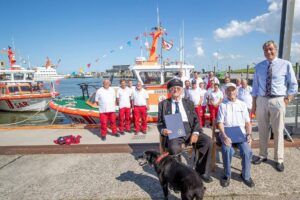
[55,79,60,85]
[87,63,91,68]
[80,67,84,73]
[135,36,139,40]
[127,41,131,46]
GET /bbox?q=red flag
[162,38,173,50]
[55,79,60,85]
[87,63,91,68]
[143,32,147,37]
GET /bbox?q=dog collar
[155,152,169,164]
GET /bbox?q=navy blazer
[157,98,203,140]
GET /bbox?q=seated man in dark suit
[158,78,213,183]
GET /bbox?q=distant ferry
[33,57,64,82]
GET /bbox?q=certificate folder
[224,126,246,143]
[165,113,186,140]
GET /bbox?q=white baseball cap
[225,83,237,90]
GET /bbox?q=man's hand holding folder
[162,129,172,136]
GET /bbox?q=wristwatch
[284,97,291,103]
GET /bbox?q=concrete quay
[0,124,300,200]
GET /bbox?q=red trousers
[195,106,203,127]
[133,106,147,132]
[208,105,219,123]
[118,107,131,132]
[201,105,207,127]
[100,112,117,136]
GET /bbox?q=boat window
[140,71,161,85]
[8,86,20,93]
[25,74,33,80]
[1,87,6,94]
[20,85,31,92]
[13,73,24,80]
[164,71,177,83]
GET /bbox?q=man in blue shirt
[252,40,298,172]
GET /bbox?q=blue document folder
[224,126,246,143]
[165,113,186,140]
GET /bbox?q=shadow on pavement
[116,170,180,200]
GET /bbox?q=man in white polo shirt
[237,79,252,117]
[117,79,132,134]
[95,79,119,141]
[189,79,204,127]
[190,71,203,88]
[217,83,254,188]
[131,81,149,134]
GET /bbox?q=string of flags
[74,31,174,75]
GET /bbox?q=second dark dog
[138,150,205,200]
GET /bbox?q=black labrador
[138,150,205,200]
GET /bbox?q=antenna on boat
[27,55,31,69]
[156,6,160,28]
[139,33,143,57]
[179,20,185,71]
[145,27,149,58]
[11,37,15,51]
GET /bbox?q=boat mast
[139,33,143,58]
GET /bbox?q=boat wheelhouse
[0,69,59,111]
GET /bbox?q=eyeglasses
[170,86,182,91]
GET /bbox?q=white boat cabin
[130,57,195,85]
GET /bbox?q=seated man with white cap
[217,83,254,188]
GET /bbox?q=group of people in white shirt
[95,79,149,141]
[182,71,253,127]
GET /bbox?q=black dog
[138,150,205,200]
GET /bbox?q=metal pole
[246,64,249,80]
[296,62,299,79]
[278,0,295,60]
[228,66,231,79]
[295,96,298,129]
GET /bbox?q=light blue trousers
[221,142,252,180]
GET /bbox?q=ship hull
[0,97,51,112]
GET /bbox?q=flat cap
[167,78,183,89]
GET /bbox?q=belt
[264,95,284,98]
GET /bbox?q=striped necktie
[265,62,272,96]
[175,102,180,114]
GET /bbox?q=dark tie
[265,62,272,96]
[175,102,180,114]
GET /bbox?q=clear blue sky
[0,0,299,74]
